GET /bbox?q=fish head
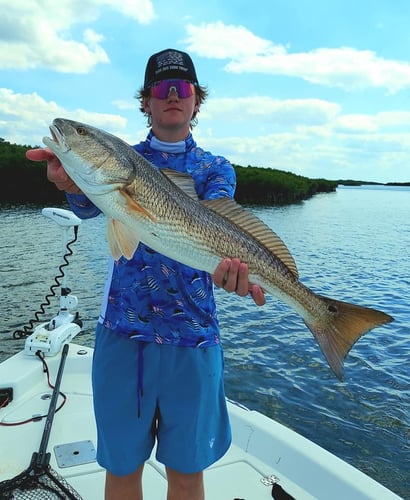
[43,118,136,196]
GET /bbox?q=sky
[1,0,410,183]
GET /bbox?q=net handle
[36,344,70,465]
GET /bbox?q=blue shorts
[92,324,231,475]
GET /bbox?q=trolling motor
[24,208,83,356]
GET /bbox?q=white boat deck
[0,344,402,499]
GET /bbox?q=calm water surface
[0,186,409,498]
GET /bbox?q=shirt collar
[149,135,186,153]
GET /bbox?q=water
[1,186,409,498]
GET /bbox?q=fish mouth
[50,124,59,143]
[42,120,70,153]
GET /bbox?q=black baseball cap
[144,48,199,88]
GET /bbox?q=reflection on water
[0,186,409,498]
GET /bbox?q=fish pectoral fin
[305,297,394,380]
[202,198,299,278]
[161,169,199,200]
[107,218,140,260]
[120,187,157,222]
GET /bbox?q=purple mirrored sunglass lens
[150,80,195,99]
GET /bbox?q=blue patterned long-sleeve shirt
[67,131,236,347]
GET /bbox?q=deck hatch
[54,440,96,468]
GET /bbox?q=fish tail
[304,297,393,380]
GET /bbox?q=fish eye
[76,126,87,135]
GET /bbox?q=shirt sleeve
[65,193,102,219]
[196,155,236,201]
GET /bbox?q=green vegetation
[385,181,410,187]
[234,164,337,204]
[0,137,338,206]
[336,178,410,187]
[0,138,65,204]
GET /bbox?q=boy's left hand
[212,258,266,306]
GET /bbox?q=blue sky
[1,0,410,182]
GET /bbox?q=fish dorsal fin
[107,218,140,260]
[202,198,299,278]
[161,169,199,200]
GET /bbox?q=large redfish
[42,118,393,379]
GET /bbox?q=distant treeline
[0,137,339,205]
[233,164,337,204]
[335,178,410,187]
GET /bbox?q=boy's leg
[166,468,204,500]
[105,465,144,500]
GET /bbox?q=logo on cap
[155,50,188,77]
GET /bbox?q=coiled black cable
[13,226,79,339]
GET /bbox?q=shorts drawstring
[137,342,145,418]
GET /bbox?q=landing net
[0,457,82,499]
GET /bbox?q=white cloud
[184,21,276,59]
[201,96,341,127]
[0,88,127,145]
[0,0,155,72]
[112,99,139,110]
[101,0,155,23]
[333,110,410,134]
[334,114,379,133]
[375,111,410,128]
[198,128,410,182]
[195,94,410,182]
[227,47,410,95]
[184,22,410,94]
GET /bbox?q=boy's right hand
[26,148,83,194]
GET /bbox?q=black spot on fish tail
[305,297,393,380]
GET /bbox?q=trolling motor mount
[24,208,83,356]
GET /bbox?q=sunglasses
[149,79,196,100]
